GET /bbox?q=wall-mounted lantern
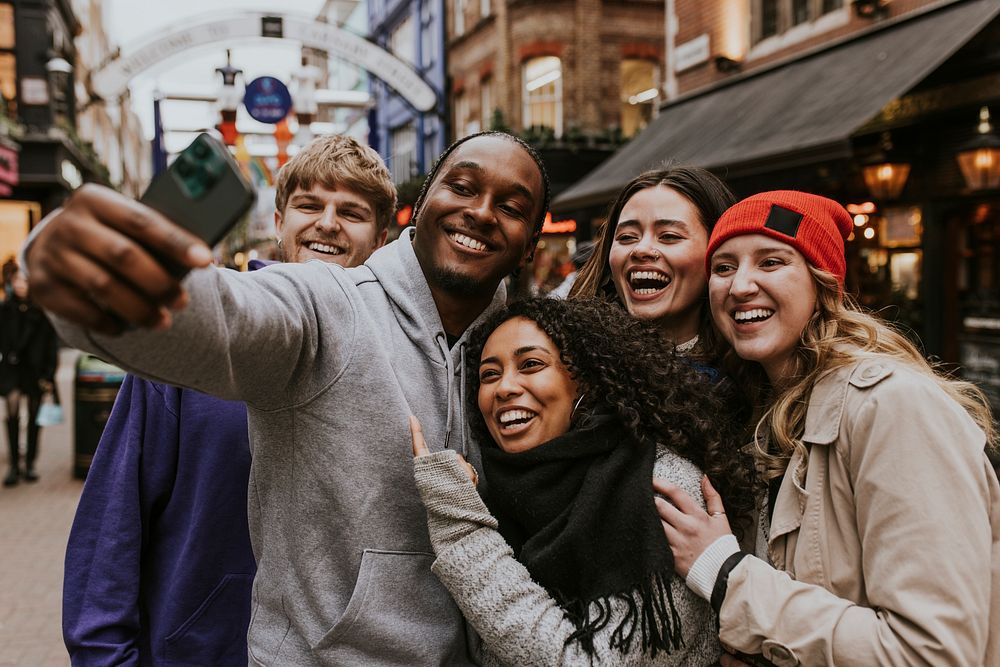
[862,131,910,200]
[955,106,1000,192]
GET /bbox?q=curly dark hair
[465,296,757,529]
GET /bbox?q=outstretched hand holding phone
[25,134,254,335]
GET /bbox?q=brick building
[556,0,1000,407]
[445,0,665,291]
[368,0,448,187]
[446,0,664,143]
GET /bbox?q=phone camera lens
[192,142,209,160]
[176,159,193,177]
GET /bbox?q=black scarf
[480,414,683,657]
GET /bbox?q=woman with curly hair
[657,191,1000,666]
[570,166,735,368]
[410,296,755,665]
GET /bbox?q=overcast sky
[104,0,328,147]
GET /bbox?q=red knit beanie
[705,190,853,284]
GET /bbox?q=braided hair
[411,131,552,259]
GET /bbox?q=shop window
[620,59,658,138]
[753,0,845,43]
[390,123,418,184]
[0,201,41,264]
[848,205,924,339]
[957,204,1000,412]
[522,56,562,137]
[454,92,478,139]
[0,4,13,50]
[480,77,494,129]
[0,52,14,107]
[454,0,466,36]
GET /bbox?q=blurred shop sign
[675,35,710,73]
[244,77,293,124]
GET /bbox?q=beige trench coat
[720,355,1000,666]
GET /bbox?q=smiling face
[477,316,579,453]
[607,185,709,343]
[412,136,542,297]
[708,234,817,384]
[275,183,387,267]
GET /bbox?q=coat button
[862,364,883,379]
[762,639,798,665]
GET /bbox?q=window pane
[620,59,658,138]
[0,4,13,50]
[390,123,417,183]
[0,52,15,105]
[523,56,562,135]
[761,0,779,38]
[480,78,493,128]
[822,0,844,13]
[390,14,416,65]
[454,0,465,35]
[792,0,810,24]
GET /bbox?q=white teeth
[451,233,487,252]
[629,270,669,283]
[499,409,536,424]
[733,308,775,322]
[307,242,344,255]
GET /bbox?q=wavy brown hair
[466,297,757,527]
[570,166,736,365]
[724,266,998,481]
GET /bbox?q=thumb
[701,475,726,515]
[409,415,430,457]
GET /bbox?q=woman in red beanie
[654,190,1000,666]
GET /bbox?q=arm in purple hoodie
[63,375,180,665]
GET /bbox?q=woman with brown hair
[571,166,736,367]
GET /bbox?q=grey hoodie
[53,228,499,666]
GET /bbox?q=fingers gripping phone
[140,133,256,277]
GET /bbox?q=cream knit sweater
[413,446,722,666]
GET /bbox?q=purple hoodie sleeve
[62,375,180,665]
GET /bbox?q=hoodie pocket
[164,573,253,664]
[312,549,469,665]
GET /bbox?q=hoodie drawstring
[459,342,468,457]
[437,333,456,451]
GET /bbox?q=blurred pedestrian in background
[0,268,59,485]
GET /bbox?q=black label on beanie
[764,205,803,237]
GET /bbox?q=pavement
[0,349,85,666]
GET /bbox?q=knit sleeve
[414,451,720,666]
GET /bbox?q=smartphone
[140,132,256,276]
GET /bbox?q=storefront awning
[553,0,1000,212]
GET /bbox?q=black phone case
[140,133,256,276]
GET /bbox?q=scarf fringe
[562,570,684,658]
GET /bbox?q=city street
[0,350,83,666]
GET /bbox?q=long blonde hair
[726,266,997,481]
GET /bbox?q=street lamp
[955,106,1000,192]
[862,131,910,201]
[45,55,73,121]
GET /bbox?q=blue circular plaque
[243,76,293,124]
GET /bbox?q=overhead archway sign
[92,13,437,112]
